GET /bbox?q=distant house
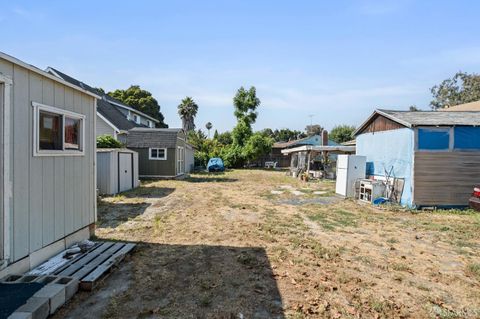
[48,68,194,179]
[46,68,159,143]
[354,109,480,207]
[0,52,99,276]
[439,100,480,112]
[127,128,194,177]
[259,132,340,168]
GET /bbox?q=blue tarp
[207,158,225,172]
[418,128,450,150]
[454,126,480,149]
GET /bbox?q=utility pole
[308,114,314,127]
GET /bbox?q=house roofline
[353,109,411,136]
[0,61,98,99]
[106,98,160,123]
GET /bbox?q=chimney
[322,130,328,146]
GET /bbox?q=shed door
[118,152,133,193]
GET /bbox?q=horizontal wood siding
[96,115,115,137]
[0,58,96,263]
[358,114,405,135]
[413,151,480,206]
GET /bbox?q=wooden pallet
[51,241,136,291]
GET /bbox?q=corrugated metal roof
[126,128,184,148]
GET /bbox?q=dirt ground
[54,170,480,318]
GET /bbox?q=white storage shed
[97,149,140,195]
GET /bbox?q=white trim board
[0,74,12,263]
[32,101,86,157]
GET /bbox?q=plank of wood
[80,243,136,291]
[56,242,115,276]
[70,243,125,280]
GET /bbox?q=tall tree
[232,86,260,146]
[177,97,199,132]
[430,71,480,110]
[330,125,356,144]
[305,124,324,136]
[409,105,419,111]
[108,85,167,127]
[205,122,213,138]
[213,129,219,140]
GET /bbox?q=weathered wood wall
[413,151,480,206]
[358,114,405,135]
[0,58,96,263]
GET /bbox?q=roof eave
[353,109,411,136]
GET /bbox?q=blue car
[207,158,225,172]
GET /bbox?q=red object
[469,185,480,211]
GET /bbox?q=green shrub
[96,135,123,148]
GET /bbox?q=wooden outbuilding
[354,109,480,207]
[0,52,99,276]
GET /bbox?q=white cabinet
[335,155,366,197]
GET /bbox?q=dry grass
[55,170,480,318]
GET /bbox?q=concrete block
[16,275,40,283]
[53,276,79,301]
[16,297,49,319]
[34,276,58,285]
[33,284,65,314]
[0,257,30,279]
[1,274,22,282]
[7,312,32,319]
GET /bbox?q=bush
[96,135,123,148]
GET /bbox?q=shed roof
[0,52,101,99]
[273,134,338,149]
[126,128,185,148]
[354,109,480,135]
[281,145,356,155]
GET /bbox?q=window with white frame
[133,114,141,124]
[149,148,167,160]
[147,120,154,128]
[33,102,85,156]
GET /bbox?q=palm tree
[177,97,198,132]
[205,122,213,138]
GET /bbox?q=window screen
[418,128,450,150]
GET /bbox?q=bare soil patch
[54,170,480,318]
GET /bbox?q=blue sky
[2,0,480,132]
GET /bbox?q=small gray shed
[97,149,139,195]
